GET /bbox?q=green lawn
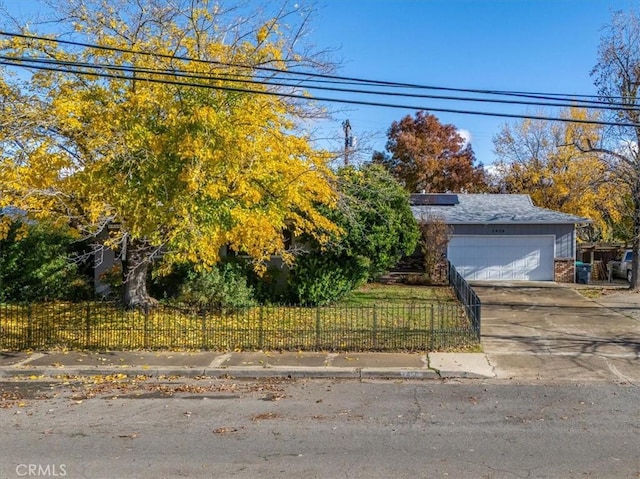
[0,283,476,352]
[340,283,457,305]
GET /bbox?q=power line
[1,30,635,107]
[4,54,638,113]
[2,56,637,129]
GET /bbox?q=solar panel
[410,194,459,206]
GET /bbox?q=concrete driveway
[472,281,640,382]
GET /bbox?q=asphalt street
[1,282,639,478]
[1,378,638,479]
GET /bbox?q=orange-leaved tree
[372,111,488,193]
[0,0,340,308]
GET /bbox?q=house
[410,193,590,282]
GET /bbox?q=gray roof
[410,193,591,225]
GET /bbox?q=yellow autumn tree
[493,107,628,241]
[0,0,340,308]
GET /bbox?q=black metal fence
[0,299,480,352]
[448,260,481,340]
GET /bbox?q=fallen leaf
[213,427,238,434]
[251,412,279,421]
[262,393,285,401]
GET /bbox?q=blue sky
[2,0,638,166]
[308,0,639,165]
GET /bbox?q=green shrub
[288,164,419,305]
[332,164,420,280]
[174,261,255,310]
[246,265,292,304]
[290,254,369,306]
[0,220,92,302]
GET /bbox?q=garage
[448,235,555,281]
[409,193,590,283]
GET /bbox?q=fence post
[143,308,149,349]
[85,303,91,347]
[26,304,33,349]
[201,309,207,350]
[372,305,378,350]
[429,303,434,351]
[258,307,264,350]
[315,307,321,350]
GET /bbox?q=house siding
[450,223,576,258]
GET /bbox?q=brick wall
[555,258,575,283]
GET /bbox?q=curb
[0,366,447,380]
[0,352,496,380]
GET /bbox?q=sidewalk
[3,282,639,383]
[0,350,495,380]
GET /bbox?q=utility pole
[342,119,353,166]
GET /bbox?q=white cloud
[458,129,472,147]
[484,163,499,176]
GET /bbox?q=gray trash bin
[576,262,591,284]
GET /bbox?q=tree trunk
[121,238,157,309]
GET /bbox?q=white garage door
[448,235,555,281]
